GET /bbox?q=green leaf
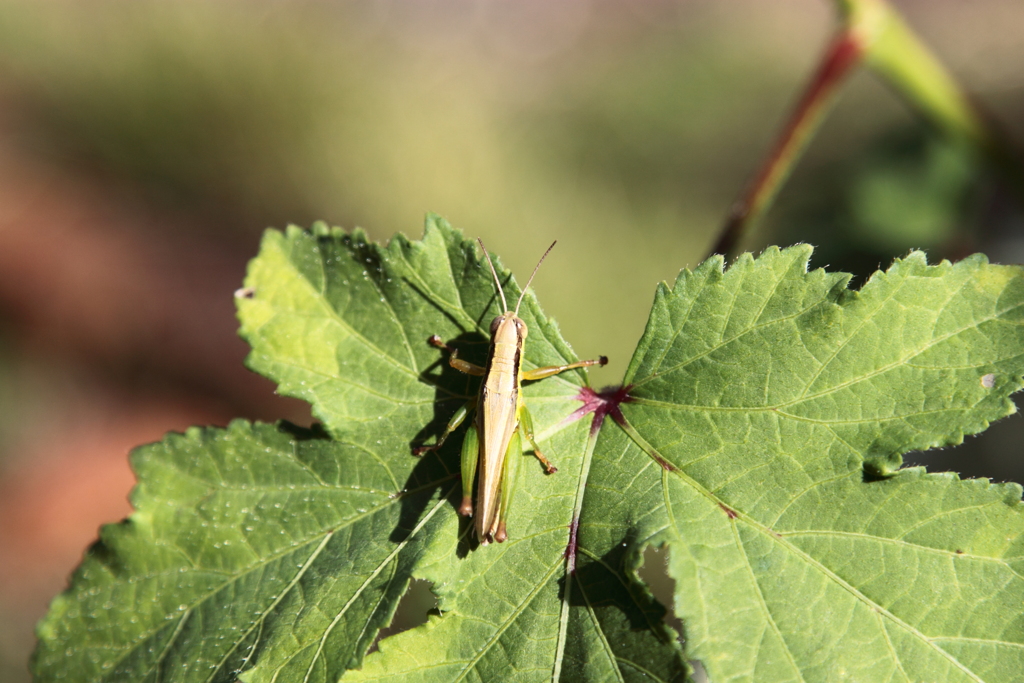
[235,217,685,682]
[33,217,1024,682]
[32,420,453,682]
[33,215,686,683]
[607,246,1024,682]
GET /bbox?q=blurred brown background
[1,2,1023,680]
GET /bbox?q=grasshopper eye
[490,316,503,334]
[517,319,528,338]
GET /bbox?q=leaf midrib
[97,474,457,675]
[617,416,991,681]
[450,558,564,683]
[780,529,1024,580]
[204,531,337,683]
[296,493,454,683]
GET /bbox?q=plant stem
[848,0,1024,193]
[713,30,863,260]
[711,0,1024,261]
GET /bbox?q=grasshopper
[415,239,607,545]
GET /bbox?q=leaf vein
[270,244,421,377]
[575,575,626,683]
[616,412,995,680]
[634,285,827,390]
[733,522,808,683]
[203,531,336,683]
[450,558,564,683]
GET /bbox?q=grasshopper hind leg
[518,404,556,474]
[458,424,479,517]
[491,430,522,544]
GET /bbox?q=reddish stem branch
[711,30,865,260]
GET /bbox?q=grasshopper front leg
[429,335,486,376]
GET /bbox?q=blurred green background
[1,1,1023,681]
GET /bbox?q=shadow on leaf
[561,532,691,680]
[390,331,491,555]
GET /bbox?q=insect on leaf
[32,216,1024,683]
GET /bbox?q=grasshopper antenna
[514,241,556,316]
[478,238,509,313]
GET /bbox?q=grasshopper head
[478,237,555,335]
[490,313,527,345]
